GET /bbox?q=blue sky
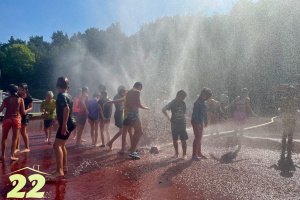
[0,0,250,43]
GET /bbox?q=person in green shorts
[41,91,56,144]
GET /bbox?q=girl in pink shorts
[0,84,26,161]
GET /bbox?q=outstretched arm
[137,92,149,110]
[103,98,124,108]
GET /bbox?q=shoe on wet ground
[129,152,140,160]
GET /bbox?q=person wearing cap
[40,91,56,144]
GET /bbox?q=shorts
[44,119,53,129]
[114,113,123,128]
[56,122,76,140]
[21,116,29,125]
[127,110,140,121]
[3,117,21,130]
[77,115,87,125]
[123,118,132,126]
[171,121,188,141]
[234,111,247,122]
[88,116,98,121]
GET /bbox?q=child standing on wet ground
[278,86,298,169]
[162,90,188,159]
[47,77,76,181]
[98,91,112,147]
[227,88,256,137]
[87,92,101,147]
[72,88,82,140]
[191,88,212,161]
[40,91,56,144]
[76,87,89,146]
[15,83,32,153]
[0,84,26,161]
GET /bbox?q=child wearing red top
[0,84,26,161]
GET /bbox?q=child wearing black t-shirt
[162,90,188,159]
[47,77,76,181]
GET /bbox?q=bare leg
[53,138,66,176]
[173,140,179,158]
[94,121,99,146]
[89,120,95,146]
[11,128,20,161]
[129,121,143,154]
[76,124,84,145]
[48,125,53,143]
[44,127,49,141]
[105,123,111,142]
[128,126,133,146]
[100,122,105,145]
[63,146,68,171]
[181,140,187,158]
[15,131,20,153]
[121,126,128,152]
[107,128,122,150]
[20,125,30,151]
[1,128,10,159]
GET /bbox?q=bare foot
[21,149,30,153]
[14,149,20,154]
[183,155,187,160]
[72,136,77,140]
[107,142,112,150]
[199,154,208,159]
[81,138,87,142]
[173,154,179,159]
[10,156,19,161]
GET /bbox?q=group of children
[0,76,298,180]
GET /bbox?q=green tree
[1,44,36,86]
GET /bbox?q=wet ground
[1,117,300,199]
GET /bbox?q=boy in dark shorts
[47,76,76,181]
[98,91,112,147]
[162,90,188,159]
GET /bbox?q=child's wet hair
[82,86,89,94]
[46,91,54,98]
[98,84,106,91]
[101,91,107,98]
[8,84,19,97]
[19,83,29,92]
[56,76,69,89]
[118,88,126,95]
[200,88,212,98]
[93,92,100,98]
[176,90,187,98]
[133,82,142,89]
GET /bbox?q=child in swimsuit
[228,88,256,136]
[0,84,26,161]
[15,83,32,153]
[87,92,100,146]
